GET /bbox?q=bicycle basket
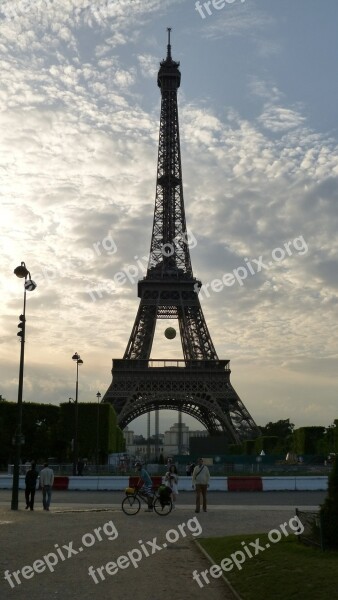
[125,487,135,495]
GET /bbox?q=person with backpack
[25,462,39,511]
[192,457,210,513]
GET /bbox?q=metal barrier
[228,476,263,491]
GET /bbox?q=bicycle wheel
[153,496,172,516]
[122,495,141,515]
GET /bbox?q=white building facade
[123,423,208,458]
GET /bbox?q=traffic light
[17,314,25,338]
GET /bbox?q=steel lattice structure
[103,31,260,443]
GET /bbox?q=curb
[194,539,243,600]
[51,508,117,513]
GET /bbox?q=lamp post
[11,262,37,510]
[96,391,101,474]
[72,352,83,476]
[68,397,74,465]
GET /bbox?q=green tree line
[228,418,338,457]
[0,399,125,468]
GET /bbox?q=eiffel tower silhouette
[103,30,260,444]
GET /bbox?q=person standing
[165,464,179,509]
[77,458,85,476]
[192,458,210,513]
[186,462,195,476]
[25,462,38,510]
[40,462,54,511]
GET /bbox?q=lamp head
[14,263,29,279]
[24,279,37,292]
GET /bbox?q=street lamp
[72,352,83,475]
[68,398,74,465]
[96,391,101,474]
[11,262,37,510]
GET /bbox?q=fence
[295,508,325,550]
[6,462,333,477]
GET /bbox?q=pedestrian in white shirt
[39,463,54,511]
[192,458,210,513]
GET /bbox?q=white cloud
[258,105,306,132]
[0,0,337,436]
[137,53,158,79]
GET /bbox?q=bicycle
[122,485,172,516]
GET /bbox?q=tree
[59,402,120,462]
[292,427,325,455]
[255,436,279,455]
[0,400,122,466]
[0,401,61,466]
[255,419,295,455]
[259,419,295,438]
[320,457,338,548]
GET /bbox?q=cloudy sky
[1,0,337,439]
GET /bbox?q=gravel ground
[0,501,304,600]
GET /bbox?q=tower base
[103,359,260,444]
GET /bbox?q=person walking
[39,462,54,511]
[192,458,210,513]
[165,464,179,509]
[25,462,39,510]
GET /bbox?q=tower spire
[167,27,172,60]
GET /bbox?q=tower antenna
[167,27,172,60]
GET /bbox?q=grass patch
[199,533,338,599]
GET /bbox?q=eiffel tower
[103,30,260,444]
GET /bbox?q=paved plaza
[0,491,324,600]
